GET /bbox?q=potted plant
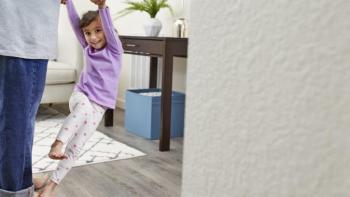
[117,0,173,36]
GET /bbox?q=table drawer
[121,39,163,55]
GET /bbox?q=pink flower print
[84,120,87,125]
[74,133,78,136]
[75,125,78,128]
[64,128,68,131]
[73,144,77,148]
[93,122,96,125]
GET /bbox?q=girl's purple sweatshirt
[67,0,123,109]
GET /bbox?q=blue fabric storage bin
[125,88,185,140]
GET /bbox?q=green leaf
[116,0,173,18]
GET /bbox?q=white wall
[70,0,188,109]
[182,0,350,197]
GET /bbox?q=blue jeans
[0,56,47,196]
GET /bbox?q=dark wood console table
[104,35,188,151]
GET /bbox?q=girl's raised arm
[65,0,88,47]
[91,0,123,54]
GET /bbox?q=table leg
[104,108,114,127]
[159,52,173,151]
[149,57,158,88]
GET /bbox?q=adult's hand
[90,0,106,8]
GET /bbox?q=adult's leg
[0,56,47,196]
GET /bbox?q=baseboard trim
[116,98,125,110]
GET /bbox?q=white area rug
[32,107,145,174]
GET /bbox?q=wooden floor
[37,104,183,197]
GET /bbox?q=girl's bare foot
[48,140,67,160]
[38,180,58,197]
[33,174,49,191]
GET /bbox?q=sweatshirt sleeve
[66,0,88,48]
[99,7,124,54]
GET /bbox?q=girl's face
[82,18,106,50]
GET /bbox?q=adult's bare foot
[38,180,58,197]
[48,140,67,160]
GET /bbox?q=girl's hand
[61,0,67,5]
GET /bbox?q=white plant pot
[143,18,162,37]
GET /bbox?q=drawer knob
[126,43,137,47]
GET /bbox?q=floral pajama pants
[51,91,106,184]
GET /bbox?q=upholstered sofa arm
[46,61,76,85]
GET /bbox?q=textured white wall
[182,0,350,197]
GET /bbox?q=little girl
[37,0,123,195]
